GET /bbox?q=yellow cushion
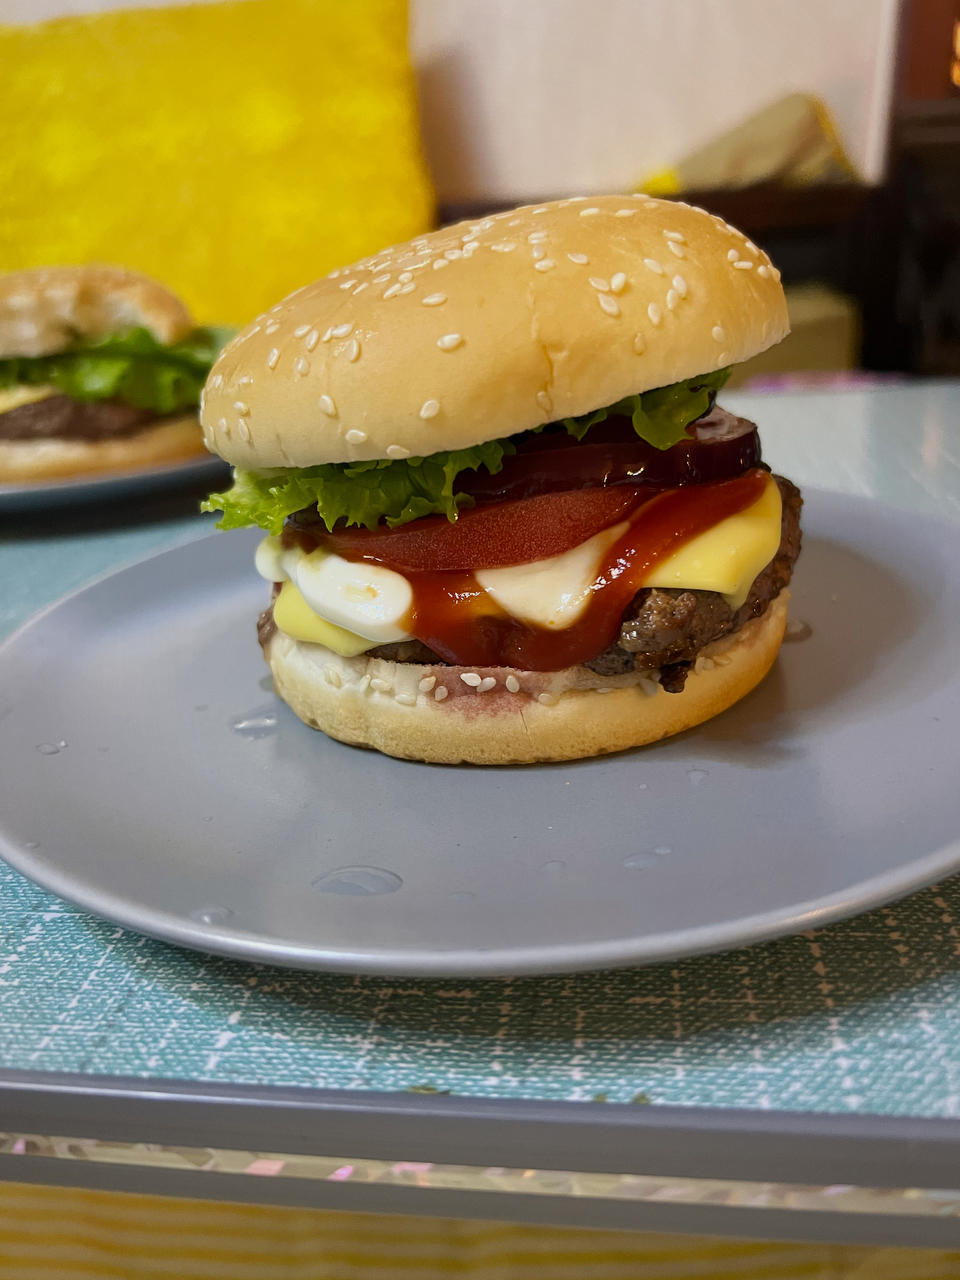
[0,0,434,324]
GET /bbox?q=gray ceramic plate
[0,454,228,512]
[1,490,959,977]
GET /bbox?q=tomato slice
[320,486,650,572]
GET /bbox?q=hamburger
[201,195,801,765]
[0,265,229,483]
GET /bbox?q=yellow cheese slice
[644,474,782,609]
[0,384,55,414]
[273,581,373,656]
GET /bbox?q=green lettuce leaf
[202,368,731,534]
[0,325,234,415]
[561,367,730,450]
[202,438,516,535]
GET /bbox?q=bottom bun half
[0,414,205,483]
[264,591,789,766]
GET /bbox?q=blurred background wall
[3,0,958,378]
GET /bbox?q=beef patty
[0,394,160,442]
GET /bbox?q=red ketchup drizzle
[385,469,770,671]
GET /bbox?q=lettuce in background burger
[0,265,229,482]
[202,194,801,765]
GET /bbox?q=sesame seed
[305,329,320,351]
[237,420,251,442]
[264,321,280,334]
[537,691,559,705]
[537,390,552,413]
[579,207,601,216]
[672,275,688,297]
[353,281,370,294]
[420,399,440,419]
[437,333,463,351]
[647,302,662,325]
[711,325,726,343]
[422,293,447,306]
[663,231,685,242]
[733,260,754,270]
[331,322,353,338]
[238,374,253,386]
[744,240,759,256]
[345,429,367,444]
[383,283,403,299]
[294,358,310,376]
[294,324,310,337]
[532,206,548,214]
[266,348,279,370]
[477,677,497,693]
[234,400,250,414]
[370,678,392,693]
[346,338,361,361]
[490,242,517,253]
[567,252,589,264]
[395,692,417,707]
[717,351,730,366]
[419,675,437,693]
[610,272,627,294]
[386,444,411,459]
[666,289,679,310]
[318,394,337,417]
[615,208,636,217]
[598,294,621,316]
[322,328,334,342]
[534,258,556,272]
[727,248,740,262]
[633,331,646,354]
[217,417,227,430]
[373,274,390,284]
[209,374,223,389]
[667,242,686,258]
[461,672,482,687]
[643,258,665,275]
[589,276,610,292]
[434,685,448,701]
[507,218,522,226]
[643,200,660,210]
[399,282,416,294]
[505,675,521,693]
[531,245,546,261]
[398,271,413,282]
[339,280,357,291]
[444,249,462,260]
[528,231,547,243]
[757,265,770,278]
[324,666,341,688]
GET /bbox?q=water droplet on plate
[312,866,403,896]
[191,905,233,926]
[230,708,278,740]
[539,859,566,873]
[784,619,813,643]
[687,768,708,785]
[623,853,658,870]
[35,743,61,755]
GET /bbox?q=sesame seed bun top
[201,195,789,469]
[0,264,194,359]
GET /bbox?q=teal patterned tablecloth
[2,384,959,1117]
